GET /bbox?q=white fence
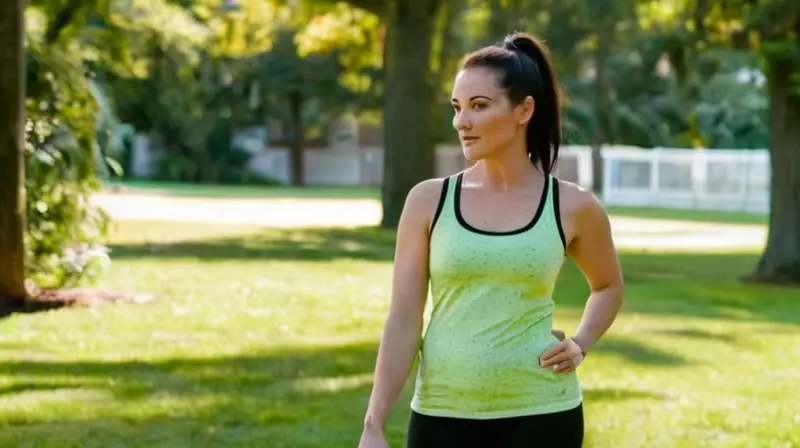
[601,147,770,214]
[254,145,596,189]
[251,145,771,214]
[129,133,771,214]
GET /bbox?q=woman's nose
[454,111,471,130]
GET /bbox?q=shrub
[24,37,114,288]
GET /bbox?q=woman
[358,32,624,448]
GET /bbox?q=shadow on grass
[582,388,669,402]
[0,382,87,397]
[0,342,666,447]
[106,225,800,328]
[605,206,768,225]
[107,181,380,200]
[590,337,687,366]
[108,226,396,262]
[0,343,381,447]
[648,328,738,344]
[554,253,800,327]
[0,344,380,402]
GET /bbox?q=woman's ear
[517,95,535,125]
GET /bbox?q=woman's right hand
[358,425,390,448]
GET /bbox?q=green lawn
[107,180,380,200]
[107,180,767,225]
[605,206,767,226]
[1,220,797,447]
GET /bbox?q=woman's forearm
[363,312,423,431]
[572,284,624,353]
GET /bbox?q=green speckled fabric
[410,172,582,419]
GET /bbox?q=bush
[24,38,113,288]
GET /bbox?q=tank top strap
[547,175,567,250]
[429,175,457,236]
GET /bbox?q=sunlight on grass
[105,181,768,227]
[107,180,380,200]
[605,206,767,225]
[0,220,798,447]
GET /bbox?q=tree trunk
[288,90,305,186]
[380,0,441,228]
[0,0,27,315]
[428,0,461,146]
[752,56,800,284]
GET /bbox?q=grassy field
[107,180,380,200]
[604,206,767,226]
[0,220,797,447]
[107,180,767,225]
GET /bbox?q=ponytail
[462,32,562,174]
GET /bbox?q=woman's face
[450,67,533,162]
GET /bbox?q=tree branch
[44,0,84,44]
[343,0,385,16]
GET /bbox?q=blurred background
[0,0,798,447]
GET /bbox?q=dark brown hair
[462,32,561,174]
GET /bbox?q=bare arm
[541,185,624,371]
[362,179,443,432]
[566,190,624,354]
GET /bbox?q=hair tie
[502,35,519,52]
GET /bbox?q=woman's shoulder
[407,177,450,203]
[553,177,607,219]
[402,177,452,218]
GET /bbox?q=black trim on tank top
[454,171,549,236]
[429,176,450,236]
[552,177,567,250]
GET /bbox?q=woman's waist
[415,342,578,394]
[420,328,559,364]
[424,309,556,346]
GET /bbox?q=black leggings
[406,404,584,448]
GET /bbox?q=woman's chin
[462,147,484,162]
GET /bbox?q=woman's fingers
[541,350,573,368]
[540,337,584,371]
[553,355,583,374]
[553,362,574,373]
[540,339,570,366]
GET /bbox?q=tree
[262,25,362,186]
[335,0,442,228]
[752,21,800,284]
[0,0,27,315]
[632,0,799,283]
[710,1,800,284]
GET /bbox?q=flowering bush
[24,34,116,288]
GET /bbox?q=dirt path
[92,193,767,251]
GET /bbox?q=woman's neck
[470,148,542,191]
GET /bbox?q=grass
[106,180,767,225]
[605,206,767,226]
[107,180,380,200]
[1,220,798,447]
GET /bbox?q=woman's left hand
[540,335,585,374]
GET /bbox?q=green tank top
[410,172,582,419]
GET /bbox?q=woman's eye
[472,103,486,111]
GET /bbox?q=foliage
[83,0,276,183]
[295,2,383,95]
[23,11,113,288]
[82,0,383,184]
[24,0,787,193]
